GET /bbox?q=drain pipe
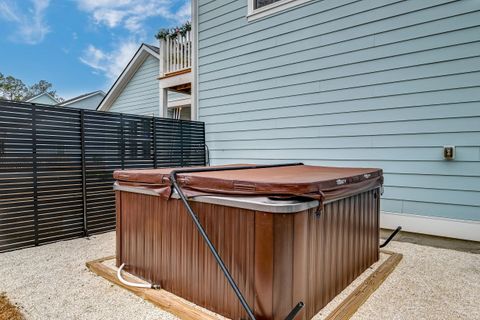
[117,263,161,289]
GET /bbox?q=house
[189,0,480,241]
[25,92,59,105]
[58,90,105,110]
[97,43,192,119]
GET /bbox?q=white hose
[117,263,161,289]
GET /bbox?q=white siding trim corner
[381,211,480,242]
[192,0,199,120]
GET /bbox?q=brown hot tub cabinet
[114,164,383,320]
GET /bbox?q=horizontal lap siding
[197,0,480,221]
[109,55,159,116]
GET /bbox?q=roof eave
[97,44,160,112]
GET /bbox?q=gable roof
[97,43,160,111]
[58,90,105,106]
[144,44,159,54]
[25,92,59,104]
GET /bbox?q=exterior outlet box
[443,145,455,160]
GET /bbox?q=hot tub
[113,164,383,320]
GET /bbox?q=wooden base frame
[86,250,402,320]
[325,250,403,320]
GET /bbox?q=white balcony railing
[161,30,192,75]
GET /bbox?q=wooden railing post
[159,38,167,76]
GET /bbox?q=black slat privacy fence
[0,101,206,253]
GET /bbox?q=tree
[0,73,63,102]
[26,80,60,101]
[0,73,3,100]
[0,74,28,101]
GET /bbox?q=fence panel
[0,103,35,252]
[0,101,206,252]
[34,106,84,245]
[83,111,123,234]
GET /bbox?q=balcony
[159,29,192,91]
[157,25,193,119]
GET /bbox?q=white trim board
[159,73,192,88]
[168,98,191,108]
[191,0,199,120]
[381,211,480,242]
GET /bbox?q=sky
[0,0,190,99]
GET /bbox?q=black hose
[380,226,402,248]
[170,163,304,320]
[285,302,305,320]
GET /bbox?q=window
[255,0,281,9]
[248,0,312,21]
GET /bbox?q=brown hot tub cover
[113,164,383,205]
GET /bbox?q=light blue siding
[65,93,105,110]
[109,55,160,116]
[197,0,480,221]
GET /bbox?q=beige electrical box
[443,145,455,160]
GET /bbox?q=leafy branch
[155,21,192,41]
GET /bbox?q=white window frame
[247,0,313,21]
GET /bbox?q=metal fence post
[202,123,207,166]
[120,113,125,169]
[152,117,158,169]
[32,104,39,246]
[80,109,89,237]
[180,121,184,167]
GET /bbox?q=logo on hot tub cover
[336,178,347,185]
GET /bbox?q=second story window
[248,0,313,21]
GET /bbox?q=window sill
[247,0,313,21]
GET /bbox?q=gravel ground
[0,232,176,320]
[352,240,480,320]
[0,232,478,320]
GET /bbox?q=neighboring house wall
[197,1,480,231]
[109,55,160,116]
[27,94,57,105]
[63,94,105,110]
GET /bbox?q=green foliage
[155,28,170,40]
[155,21,192,40]
[0,72,63,102]
[0,74,28,101]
